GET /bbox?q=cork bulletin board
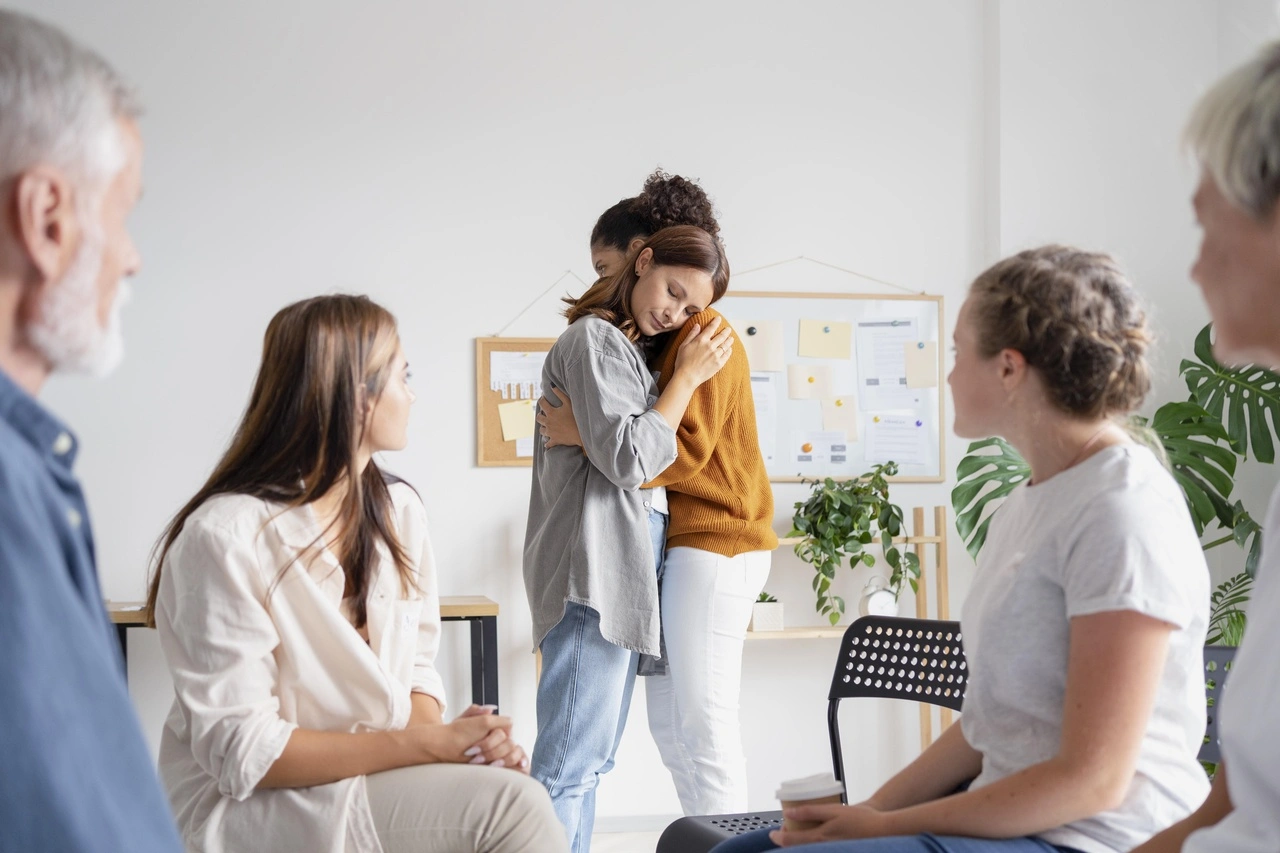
[475,336,556,467]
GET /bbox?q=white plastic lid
[775,772,845,801]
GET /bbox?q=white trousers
[646,546,771,815]
[365,763,567,853]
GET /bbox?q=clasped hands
[413,703,530,773]
[769,802,891,847]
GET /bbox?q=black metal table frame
[115,613,500,710]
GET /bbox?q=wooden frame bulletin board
[475,337,556,467]
[714,291,946,484]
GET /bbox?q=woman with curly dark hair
[589,170,723,281]
[539,171,777,817]
[524,225,733,852]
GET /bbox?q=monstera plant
[952,325,1278,647]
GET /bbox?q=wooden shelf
[775,534,942,549]
[746,624,847,640]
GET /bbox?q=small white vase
[749,601,785,632]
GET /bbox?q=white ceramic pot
[749,601,785,632]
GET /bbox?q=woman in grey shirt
[524,225,731,852]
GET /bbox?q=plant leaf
[1149,401,1238,534]
[1207,571,1254,647]
[951,437,1031,559]
[1181,324,1280,463]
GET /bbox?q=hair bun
[636,169,720,239]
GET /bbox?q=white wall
[16,0,1273,829]
[996,0,1279,586]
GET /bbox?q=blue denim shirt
[0,368,180,851]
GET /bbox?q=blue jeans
[711,831,1081,853]
[531,509,668,853]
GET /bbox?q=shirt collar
[0,368,79,469]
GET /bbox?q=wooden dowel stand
[908,506,951,751]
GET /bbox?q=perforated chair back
[827,616,966,787]
[1200,645,1237,765]
[658,615,969,853]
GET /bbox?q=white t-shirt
[1185,482,1280,853]
[961,444,1211,853]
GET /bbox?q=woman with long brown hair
[523,224,732,852]
[145,295,563,853]
[540,172,777,816]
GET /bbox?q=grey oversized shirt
[523,316,677,655]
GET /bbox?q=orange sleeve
[644,309,740,489]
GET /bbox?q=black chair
[656,616,967,853]
[1200,645,1237,765]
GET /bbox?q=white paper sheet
[790,430,852,466]
[856,318,921,409]
[864,414,930,466]
[516,437,535,458]
[750,372,778,466]
[490,351,546,400]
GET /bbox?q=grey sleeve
[557,346,677,491]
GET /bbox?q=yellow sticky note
[798,319,853,360]
[904,341,939,388]
[733,319,785,372]
[497,399,536,441]
[821,396,860,441]
[787,364,833,400]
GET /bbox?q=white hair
[1185,40,1280,219]
[0,9,140,188]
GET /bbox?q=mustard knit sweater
[647,308,778,557]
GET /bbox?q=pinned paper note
[490,351,546,400]
[497,399,536,441]
[735,320,784,372]
[750,373,779,465]
[856,318,920,409]
[787,364,833,400]
[798,319,853,360]
[865,413,930,466]
[821,395,860,440]
[791,430,851,465]
[904,341,938,388]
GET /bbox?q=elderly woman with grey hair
[1131,42,1280,853]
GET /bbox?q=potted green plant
[788,461,921,626]
[749,591,785,632]
[952,324,1277,646]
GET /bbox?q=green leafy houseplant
[789,461,921,626]
[757,591,779,603]
[952,324,1278,646]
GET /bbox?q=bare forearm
[866,721,982,811]
[258,727,429,789]
[1131,768,1232,853]
[652,373,699,431]
[408,692,444,727]
[881,756,1122,839]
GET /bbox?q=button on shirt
[154,482,447,853]
[0,368,181,851]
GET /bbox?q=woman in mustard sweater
[539,171,776,815]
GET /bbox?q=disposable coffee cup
[775,772,845,832]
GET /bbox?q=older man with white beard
[0,10,180,851]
